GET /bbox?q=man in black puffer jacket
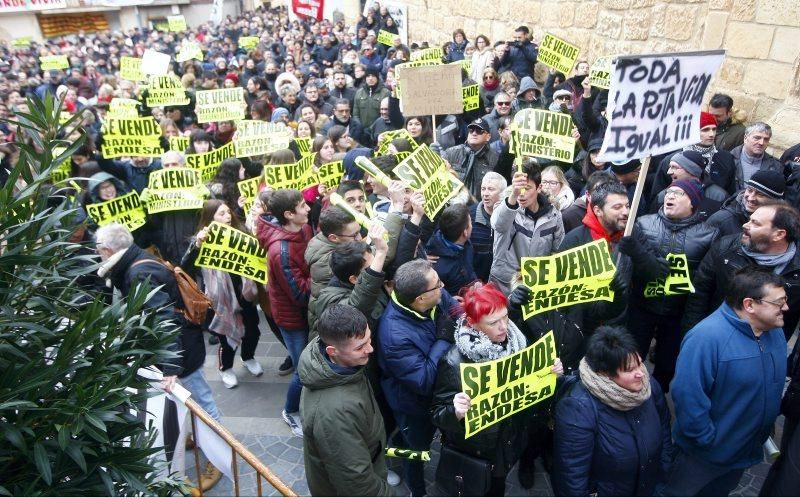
[707,169,785,237]
[627,179,718,391]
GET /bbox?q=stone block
[753,97,784,124]
[649,4,667,38]
[700,11,729,49]
[574,1,599,29]
[596,11,622,39]
[724,22,773,59]
[541,1,563,27]
[663,5,699,41]
[756,0,800,27]
[558,2,575,27]
[742,61,793,99]
[709,0,732,8]
[475,18,493,37]
[770,27,800,64]
[716,58,745,86]
[631,0,655,7]
[769,104,800,153]
[731,0,755,22]
[622,8,651,41]
[490,20,508,44]
[605,0,631,8]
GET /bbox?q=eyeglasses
[541,180,560,187]
[664,188,686,198]
[419,280,444,296]
[496,101,511,107]
[336,231,362,240]
[755,297,788,308]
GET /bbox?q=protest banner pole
[623,156,651,237]
[431,114,437,144]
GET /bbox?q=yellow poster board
[520,239,616,319]
[169,136,190,152]
[168,15,187,32]
[141,168,208,213]
[239,37,259,50]
[410,47,443,62]
[263,154,317,191]
[195,221,268,284]
[39,55,69,70]
[196,88,246,123]
[120,56,146,82]
[375,129,419,157]
[185,142,236,182]
[316,160,345,190]
[537,33,581,75]
[377,30,395,46]
[101,116,163,159]
[85,191,147,232]
[176,42,203,63]
[145,75,190,107]
[393,145,462,219]
[108,98,140,118]
[644,253,695,297]
[589,56,614,90]
[233,121,294,157]
[512,108,576,163]
[462,84,480,112]
[237,176,261,212]
[461,331,557,438]
[12,37,32,48]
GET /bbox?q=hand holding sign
[454,392,471,421]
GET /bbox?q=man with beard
[683,202,800,340]
[353,67,389,132]
[708,93,746,152]
[320,99,367,146]
[707,169,785,236]
[330,69,356,107]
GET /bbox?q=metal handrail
[185,397,298,497]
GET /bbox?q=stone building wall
[402,0,800,154]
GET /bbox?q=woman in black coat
[553,326,673,497]
[431,284,563,497]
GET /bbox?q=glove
[617,235,648,264]
[435,311,456,344]
[429,142,443,156]
[508,285,531,324]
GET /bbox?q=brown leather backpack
[131,258,212,325]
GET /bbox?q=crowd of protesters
[3,2,800,496]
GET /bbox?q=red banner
[292,0,323,21]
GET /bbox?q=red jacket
[256,216,313,330]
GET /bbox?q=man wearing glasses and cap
[442,117,499,200]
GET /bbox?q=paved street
[186,318,780,496]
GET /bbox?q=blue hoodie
[671,302,786,468]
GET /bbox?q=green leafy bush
[0,96,185,495]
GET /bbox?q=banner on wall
[0,0,66,13]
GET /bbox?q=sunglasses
[483,74,496,80]
[496,101,511,106]
[468,128,487,135]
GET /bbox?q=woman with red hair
[430,283,562,496]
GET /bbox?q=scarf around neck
[742,243,797,274]
[579,358,651,411]
[455,316,526,362]
[685,142,718,171]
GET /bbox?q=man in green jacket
[299,304,392,497]
[353,67,390,133]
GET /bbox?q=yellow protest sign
[512,109,576,162]
[644,253,695,297]
[316,160,344,189]
[186,141,236,182]
[239,36,259,50]
[196,88,246,123]
[108,98,140,118]
[12,37,32,48]
[410,47,443,62]
[145,75,190,107]
[263,154,317,191]
[461,331,557,438]
[168,15,187,32]
[50,146,70,184]
[120,56,146,82]
[169,136,190,152]
[589,56,614,90]
[375,129,419,157]
[101,116,163,158]
[462,84,480,112]
[176,42,203,63]
[393,145,461,219]
[142,168,208,213]
[237,176,261,212]
[154,21,169,32]
[520,239,616,319]
[537,33,581,75]
[294,137,312,157]
[85,191,147,232]
[195,222,268,284]
[234,121,294,157]
[377,30,395,46]
[39,55,69,71]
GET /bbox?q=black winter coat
[682,234,800,339]
[106,244,205,378]
[553,376,673,497]
[706,192,748,237]
[632,210,719,316]
[431,346,529,477]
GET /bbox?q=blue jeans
[395,411,436,497]
[279,327,308,413]
[180,368,222,422]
